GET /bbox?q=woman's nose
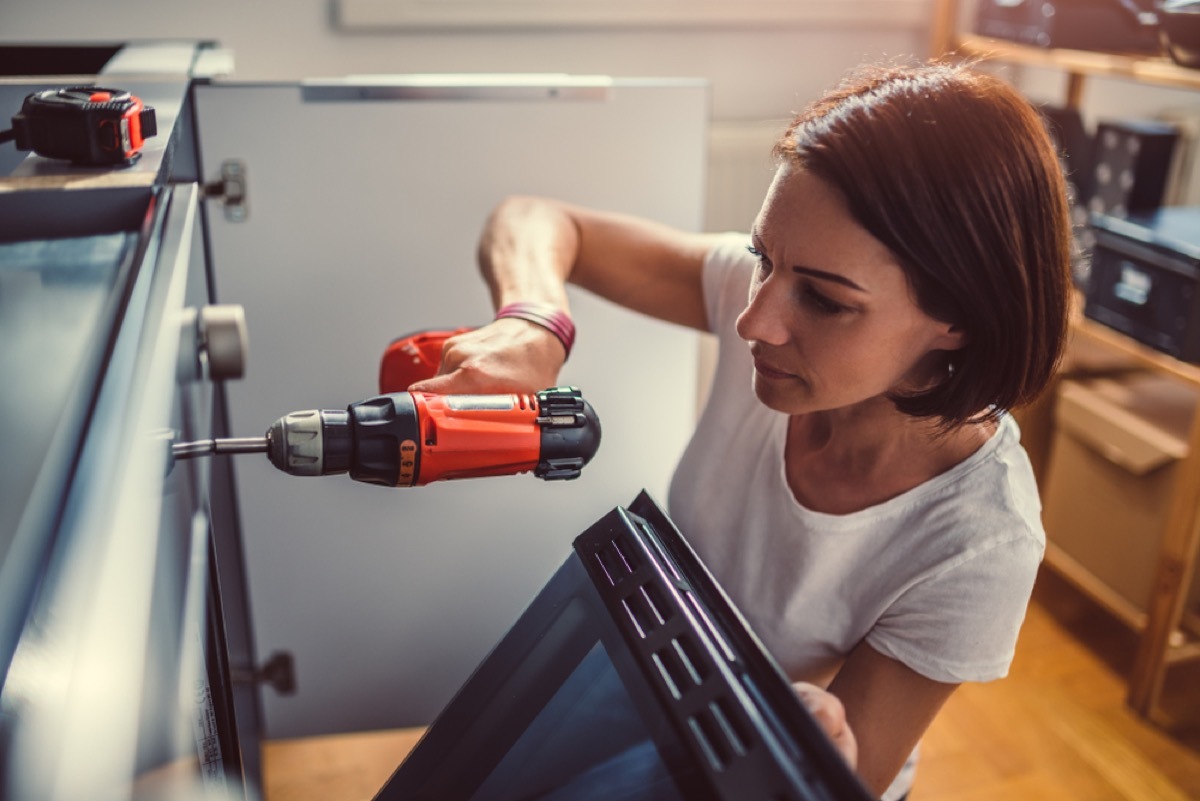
[735,276,790,346]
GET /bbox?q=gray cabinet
[0,51,262,800]
[195,75,708,737]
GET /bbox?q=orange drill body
[408,392,542,485]
[263,330,600,488]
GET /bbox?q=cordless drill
[264,386,599,486]
[173,330,601,487]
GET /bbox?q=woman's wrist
[493,301,575,359]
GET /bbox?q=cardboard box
[1042,372,1200,623]
[1012,325,1145,489]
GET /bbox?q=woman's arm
[409,195,720,394]
[826,642,959,797]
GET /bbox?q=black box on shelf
[974,0,1160,54]
[1085,208,1200,362]
[1041,104,1097,287]
[1088,120,1180,218]
[1042,104,1096,208]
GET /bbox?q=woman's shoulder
[840,415,1042,566]
[967,414,1041,513]
[920,414,1045,550]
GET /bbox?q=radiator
[704,120,783,232]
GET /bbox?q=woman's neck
[784,402,995,515]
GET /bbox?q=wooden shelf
[1072,317,1200,390]
[954,33,1200,93]
[932,0,1200,724]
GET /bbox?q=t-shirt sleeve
[865,532,1043,683]
[702,234,753,336]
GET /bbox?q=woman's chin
[751,375,807,414]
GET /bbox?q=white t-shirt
[667,236,1045,798]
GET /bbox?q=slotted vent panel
[592,536,638,586]
[652,651,684,700]
[622,584,667,638]
[741,675,801,763]
[686,592,736,663]
[708,698,749,759]
[672,635,707,685]
[638,520,681,581]
[688,716,727,772]
[688,699,749,772]
[652,635,706,695]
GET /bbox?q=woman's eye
[746,244,772,274]
[748,244,849,315]
[804,286,849,316]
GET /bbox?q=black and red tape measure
[0,86,157,167]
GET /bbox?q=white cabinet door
[195,76,708,737]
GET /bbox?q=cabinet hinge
[203,159,248,222]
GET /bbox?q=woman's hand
[793,681,858,770]
[407,317,566,395]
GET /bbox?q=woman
[409,59,1073,799]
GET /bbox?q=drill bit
[172,436,269,460]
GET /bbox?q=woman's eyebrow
[793,265,868,293]
[753,230,868,292]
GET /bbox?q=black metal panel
[374,494,871,801]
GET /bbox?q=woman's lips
[752,357,794,380]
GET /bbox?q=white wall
[3,2,936,238]
[0,0,930,123]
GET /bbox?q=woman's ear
[934,322,967,352]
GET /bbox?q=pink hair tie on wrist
[494,301,576,360]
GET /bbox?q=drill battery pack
[379,327,471,393]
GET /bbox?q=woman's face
[736,166,963,417]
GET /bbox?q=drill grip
[347,393,422,487]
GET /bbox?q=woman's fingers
[793,682,858,769]
[407,319,564,394]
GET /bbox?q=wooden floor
[914,569,1200,801]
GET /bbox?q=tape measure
[0,86,157,167]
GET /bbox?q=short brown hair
[774,60,1072,426]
